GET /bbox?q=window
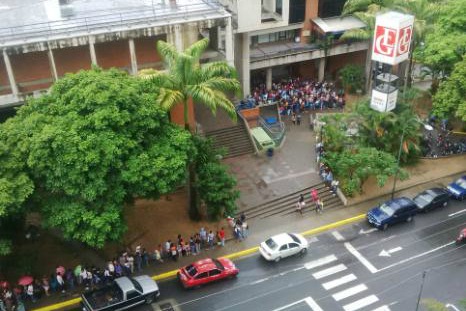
[288,243,299,249]
[318,0,346,18]
[195,272,209,279]
[276,0,283,15]
[209,269,222,277]
[127,290,139,300]
[213,259,225,270]
[289,0,305,23]
[265,238,278,250]
[279,244,288,251]
[287,233,301,244]
[185,265,198,277]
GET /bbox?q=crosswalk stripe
[332,284,368,301]
[371,306,390,311]
[343,295,379,311]
[304,254,337,270]
[331,231,345,241]
[322,274,357,290]
[304,297,324,311]
[312,264,347,279]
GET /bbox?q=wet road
[134,199,466,311]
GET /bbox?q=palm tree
[141,38,241,219]
[141,38,240,131]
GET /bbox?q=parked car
[367,197,417,231]
[447,175,466,200]
[259,233,308,262]
[413,188,450,212]
[178,258,239,289]
[81,275,159,311]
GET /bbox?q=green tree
[432,57,466,121]
[142,38,241,219]
[193,136,239,220]
[338,64,365,94]
[0,68,193,249]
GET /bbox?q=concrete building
[0,0,234,125]
[218,0,368,96]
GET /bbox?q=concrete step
[205,124,255,158]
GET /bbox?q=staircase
[237,182,344,220]
[204,123,255,158]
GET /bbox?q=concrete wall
[95,40,130,71]
[236,0,290,33]
[54,45,92,77]
[326,50,367,80]
[0,58,10,95]
[9,51,53,93]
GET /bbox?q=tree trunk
[405,42,416,89]
[364,40,374,92]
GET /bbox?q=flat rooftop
[312,16,366,34]
[0,0,230,47]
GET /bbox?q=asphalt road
[133,199,466,311]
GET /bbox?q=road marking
[379,241,455,272]
[343,295,379,311]
[313,264,347,279]
[322,274,357,290]
[307,236,319,243]
[448,209,466,217]
[359,228,378,235]
[271,297,323,311]
[304,297,324,311]
[332,231,345,241]
[345,242,378,273]
[371,306,391,311]
[304,254,337,270]
[379,247,403,257]
[332,284,368,301]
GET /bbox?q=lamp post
[391,120,433,199]
[415,271,427,311]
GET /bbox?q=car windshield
[130,278,143,293]
[414,193,432,206]
[265,238,278,250]
[379,203,395,216]
[287,233,301,244]
[213,259,225,270]
[185,265,197,277]
[455,178,466,189]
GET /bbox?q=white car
[259,233,308,262]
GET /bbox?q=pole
[415,271,427,311]
[391,128,405,200]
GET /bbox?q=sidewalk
[30,115,466,311]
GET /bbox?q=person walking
[291,113,297,125]
[218,228,225,247]
[311,188,319,203]
[316,199,323,214]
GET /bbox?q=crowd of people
[238,78,345,115]
[422,128,466,158]
[0,215,249,311]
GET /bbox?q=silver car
[259,233,309,262]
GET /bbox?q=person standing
[218,228,225,247]
[311,188,319,202]
[207,230,215,249]
[200,228,207,249]
[316,199,323,214]
[291,113,297,125]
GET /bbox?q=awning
[312,16,366,34]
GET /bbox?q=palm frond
[184,38,210,60]
[342,0,373,15]
[197,77,241,94]
[199,61,238,79]
[340,28,372,41]
[147,71,179,89]
[157,40,179,66]
[155,88,185,111]
[187,85,237,122]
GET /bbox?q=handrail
[236,111,259,155]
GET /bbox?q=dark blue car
[446,175,466,200]
[367,197,418,231]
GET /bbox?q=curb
[31,214,366,311]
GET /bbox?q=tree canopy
[0,68,193,249]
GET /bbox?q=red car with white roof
[177,257,239,289]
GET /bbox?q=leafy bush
[338,64,365,94]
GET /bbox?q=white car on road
[259,233,308,262]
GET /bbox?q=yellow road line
[32,213,367,311]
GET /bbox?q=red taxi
[177,257,239,289]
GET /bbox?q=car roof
[190,258,218,272]
[424,188,446,196]
[389,197,414,208]
[270,233,295,245]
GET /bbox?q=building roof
[312,15,366,34]
[0,0,230,47]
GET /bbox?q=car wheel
[145,294,155,304]
[442,201,448,207]
[274,256,281,262]
[406,216,413,222]
[300,248,307,255]
[382,223,388,231]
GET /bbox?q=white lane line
[304,254,337,270]
[379,241,455,272]
[304,297,324,311]
[332,284,368,301]
[343,295,379,311]
[322,274,357,290]
[371,306,391,311]
[332,231,345,241]
[313,264,347,279]
[271,297,323,311]
[449,209,466,217]
[345,242,378,273]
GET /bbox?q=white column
[128,38,138,75]
[2,49,19,96]
[47,45,58,81]
[266,67,273,90]
[318,58,325,81]
[241,33,250,97]
[225,17,234,66]
[89,36,97,66]
[173,25,183,51]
